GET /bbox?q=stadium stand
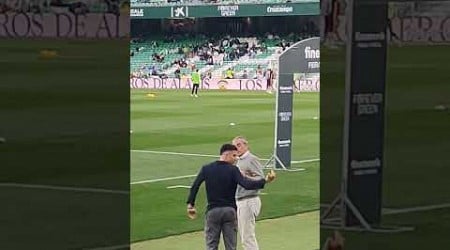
[130,33,314,79]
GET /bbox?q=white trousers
[237,196,261,250]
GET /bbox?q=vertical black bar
[345,0,387,226]
[276,38,320,168]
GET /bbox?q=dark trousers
[192,83,199,95]
[205,207,237,250]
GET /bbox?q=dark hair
[220,144,237,155]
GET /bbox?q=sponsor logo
[279,85,293,94]
[217,5,239,17]
[396,16,450,43]
[130,77,266,91]
[353,169,379,175]
[295,77,320,92]
[267,5,293,13]
[130,77,186,89]
[355,32,385,41]
[243,79,264,90]
[304,46,320,59]
[334,15,450,43]
[0,13,128,38]
[352,93,383,115]
[130,8,144,17]
[351,158,381,169]
[217,80,228,90]
[171,6,188,18]
[277,139,291,148]
[278,111,292,122]
[308,62,320,69]
[131,77,319,92]
[279,86,293,90]
[351,158,381,176]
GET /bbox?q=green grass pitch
[130,89,320,248]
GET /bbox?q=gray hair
[232,136,248,145]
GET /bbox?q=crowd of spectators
[131,32,300,68]
[131,28,318,79]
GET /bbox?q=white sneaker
[191,94,194,97]
[194,94,198,98]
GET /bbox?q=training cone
[39,49,58,59]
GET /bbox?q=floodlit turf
[320,45,450,249]
[131,90,320,242]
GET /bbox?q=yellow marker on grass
[39,49,58,59]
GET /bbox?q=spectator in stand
[205,70,212,79]
[241,70,248,79]
[207,55,214,65]
[265,68,275,94]
[151,65,159,76]
[256,65,263,76]
[175,67,181,80]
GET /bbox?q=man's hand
[265,169,276,183]
[187,204,197,219]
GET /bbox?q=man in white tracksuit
[232,136,265,250]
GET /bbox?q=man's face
[223,150,239,165]
[232,139,248,156]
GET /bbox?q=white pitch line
[320,202,450,215]
[291,158,320,164]
[130,150,318,185]
[383,203,450,215]
[283,168,306,172]
[131,165,308,185]
[167,185,191,189]
[0,183,128,195]
[131,174,197,185]
[131,149,319,164]
[131,149,217,158]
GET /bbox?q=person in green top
[225,68,234,79]
[191,69,201,97]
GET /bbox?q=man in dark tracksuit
[186,144,276,250]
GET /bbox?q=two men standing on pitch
[186,143,276,250]
[232,136,266,250]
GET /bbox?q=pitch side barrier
[129,76,320,92]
